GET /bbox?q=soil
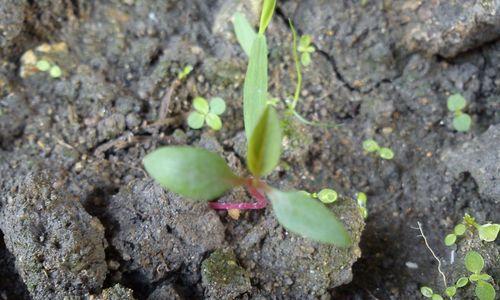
[1,0,499,299]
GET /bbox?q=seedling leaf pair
[447,93,471,132]
[188,97,226,130]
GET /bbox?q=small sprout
[297,35,315,66]
[420,287,434,298]
[49,65,62,78]
[356,192,368,219]
[456,277,469,288]
[478,223,499,242]
[444,233,457,246]
[431,294,443,300]
[447,93,471,132]
[475,280,495,300]
[178,65,193,80]
[362,139,394,160]
[35,60,51,71]
[317,189,338,203]
[465,251,484,274]
[445,286,456,297]
[454,223,467,235]
[188,96,226,131]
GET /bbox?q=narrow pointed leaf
[243,34,268,139]
[143,146,240,201]
[233,12,257,57]
[268,189,351,246]
[259,0,276,34]
[247,106,282,177]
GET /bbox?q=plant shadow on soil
[0,0,499,299]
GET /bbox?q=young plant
[463,251,496,300]
[447,93,472,132]
[362,139,394,160]
[187,97,226,131]
[445,214,499,246]
[35,59,62,78]
[356,192,368,219]
[143,0,351,246]
[297,34,315,66]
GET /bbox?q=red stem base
[209,185,267,210]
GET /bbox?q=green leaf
[470,274,481,282]
[193,97,209,114]
[178,65,193,80]
[454,223,467,236]
[36,60,51,71]
[447,93,466,111]
[445,286,456,297]
[478,274,492,281]
[478,223,499,242]
[258,0,276,34]
[49,65,62,78]
[209,97,226,115]
[444,234,457,246]
[305,45,315,53]
[243,34,268,139]
[475,281,495,300]
[187,112,205,129]
[420,287,433,298]
[431,294,443,300]
[358,206,368,219]
[301,52,311,66]
[268,189,351,246]
[206,113,222,131]
[465,251,484,274]
[453,113,471,132]
[143,146,240,201]
[356,192,367,206]
[363,139,379,152]
[247,106,282,177]
[317,189,338,203]
[379,147,394,160]
[233,12,257,57]
[298,35,311,49]
[456,277,469,288]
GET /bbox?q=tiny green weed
[447,93,472,132]
[35,59,63,78]
[297,34,315,66]
[362,139,394,160]
[187,97,226,131]
[444,214,499,246]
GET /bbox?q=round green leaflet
[447,93,466,111]
[445,286,456,297]
[470,274,481,282]
[187,112,205,129]
[36,60,51,71]
[301,52,312,66]
[465,251,484,274]
[453,113,471,132]
[475,280,495,300]
[478,274,492,281]
[454,223,466,235]
[363,139,379,152]
[357,192,367,206]
[420,286,433,298]
[455,277,468,288]
[431,294,443,300]
[379,147,394,160]
[193,96,209,114]
[444,234,457,246]
[298,35,311,50]
[49,65,62,78]
[206,113,222,131]
[317,188,338,203]
[209,97,226,115]
[478,223,499,242]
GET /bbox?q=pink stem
[209,185,268,210]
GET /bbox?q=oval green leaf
[478,274,492,281]
[445,286,456,297]
[206,113,222,131]
[268,189,351,246]
[36,60,51,71]
[317,188,338,203]
[243,34,268,139]
[475,281,495,300]
[258,0,276,34]
[453,113,471,132]
[209,97,226,115]
[362,139,379,152]
[478,223,499,242]
[454,223,467,235]
[420,286,433,298]
[465,251,484,274]
[301,52,311,66]
[379,147,394,160]
[233,12,257,57]
[49,65,62,78]
[444,234,457,246]
[187,112,205,129]
[456,277,469,288]
[193,96,209,114]
[143,146,240,201]
[431,294,443,300]
[247,106,282,177]
[447,93,466,111]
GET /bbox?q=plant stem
[289,19,302,112]
[209,184,268,210]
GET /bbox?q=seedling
[35,59,62,78]
[445,214,499,246]
[144,0,351,246]
[463,251,496,300]
[304,188,338,204]
[362,139,394,160]
[297,34,315,66]
[187,97,226,131]
[447,93,471,132]
[356,192,368,219]
[178,65,193,80]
